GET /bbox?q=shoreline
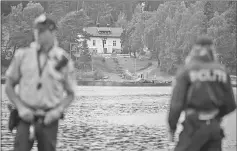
[76,80,172,87]
[1,78,236,87]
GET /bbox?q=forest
[1,1,236,74]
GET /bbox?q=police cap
[34,14,57,33]
[195,35,213,46]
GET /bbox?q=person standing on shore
[5,14,75,151]
[168,36,236,151]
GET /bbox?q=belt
[185,108,219,121]
[199,118,216,125]
[33,108,64,122]
[31,108,50,123]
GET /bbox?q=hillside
[2,1,236,78]
[118,57,153,73]
[76,55,172,82]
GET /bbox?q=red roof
[83,27,123,38]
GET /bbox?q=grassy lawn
[118,57,152,73]
[75,56,117,80]
[92,56,115,73]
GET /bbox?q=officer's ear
[210,45,218,61]
[206,45,216,61]
[33,29,39,42]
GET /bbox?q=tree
[2,2,44,70]
[1,1,29,16]
[2,1,235,75]
[7,2,44,50]
[74,37,92,71]
[140,1,207,73]
[223,2,236,34]
[124,4,154,57]
[116,12,132,54]
[207,11,236,74]
[80,40,91,63]
[57,9,93,51]
[83,0,114,26]
[1,15,10,49]
[203,1,214,33]
[47,1,70,22]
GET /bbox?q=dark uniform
[168,36,236,151]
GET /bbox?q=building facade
[83,27,123,54]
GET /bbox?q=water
[1,86,236,151]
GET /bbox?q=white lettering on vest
[189,69,227,83]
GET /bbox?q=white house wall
[87,37,121,54]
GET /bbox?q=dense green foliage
[1,1,236,75]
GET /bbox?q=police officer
[5,14,75,151]
[168,36,236,151]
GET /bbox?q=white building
[83,26,123,54]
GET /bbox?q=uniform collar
[30,40,58,52]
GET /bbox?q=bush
[121,48,130,54]
[1,51,12,67]
[74,61,92,71]
[94,70,104,80]
[75,70,105,80]
[75,72,82,80]
[168,67,177,75]
[148,62,152,66]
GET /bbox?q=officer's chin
[40,42,54,50]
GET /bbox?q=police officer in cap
[168,35,236,151]
[5,14,75,151]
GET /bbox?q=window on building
[113,40,116,46]
[93,40,96,46]
[103,40,106,45]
